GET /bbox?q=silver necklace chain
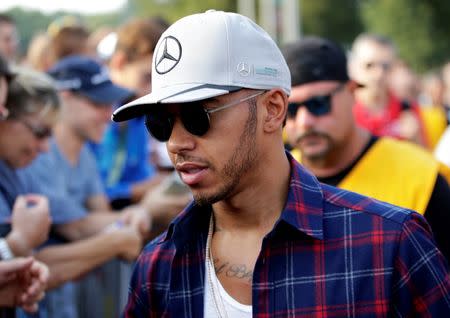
[206,214,229,318]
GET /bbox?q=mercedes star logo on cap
[237,62,251,77]
[155,36,182,75]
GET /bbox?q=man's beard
[295,130,334,162]
[194,101,258,206]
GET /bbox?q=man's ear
[109,51,127,70]
[262,89,288,133]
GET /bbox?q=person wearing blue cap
[92,18,165,209]
[16,55,151,318]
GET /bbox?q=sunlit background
[1,0,449,72]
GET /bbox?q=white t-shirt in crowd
[435,126,450,167]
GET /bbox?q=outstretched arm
[35,226,142,290]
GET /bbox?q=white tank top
[204,258,253,318]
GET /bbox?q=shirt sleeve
[391,212,450,316]
[0,192,11,224]
[0,194,11,237]
[83,146,106,198]
[123,254,151,317]
[123,236,170,318]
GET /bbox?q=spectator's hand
[18,259,49,313]
[7,195,51,256]
[137,180,192,240]
[0,257,32,286]
[0,257,49,313]
[141,183,192,222]
[121,205,152,239]
[114,226,143,262]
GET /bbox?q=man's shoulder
[79,143,99,165]
[131,231,177,292]
[320,182,415,227]
[21,141,60,174]
[288,154,416,230]
[373,137,437,166]
[138,231,177,266]
[17,151,58,184]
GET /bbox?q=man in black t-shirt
[282,37,450,262]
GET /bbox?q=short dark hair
[0,14,15,26]
[50,26,90,63]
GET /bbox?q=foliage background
[4,0,450,73]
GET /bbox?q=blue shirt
[0,160,27,237]
[90,117,155,201]
[124,153,450,317]
[17,139,105,318]
[18,139,104,224]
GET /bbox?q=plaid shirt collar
[157,152,324,248]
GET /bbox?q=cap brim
[81,82,133,105]
[112,84,238,122]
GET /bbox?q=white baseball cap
[112,10,291,122]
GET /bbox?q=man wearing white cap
[115,10,450,317]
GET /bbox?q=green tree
[126,0,236,23]
[5,7,123,59]
[360,0,450,72]
[6,0,449,74]
[85,12,121,31]
[301,0,363,47]
[5,8,56,57]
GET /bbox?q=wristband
[103,220,125,233]
[0,238,14,260]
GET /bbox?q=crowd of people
[0,12,189,318]
[0,8,450,318]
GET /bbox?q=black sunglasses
[145,91,265,142]
[287,84,344,118]
[18,119,52,139]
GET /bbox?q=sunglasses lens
[17,119,52,139]
[287,96,332,118]
[305,96,331,116]
[145,112,173,142]
[181,104,210,137]
[35,127,52,139]
[287,103,300,118]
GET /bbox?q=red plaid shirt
[124,153,450,317]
